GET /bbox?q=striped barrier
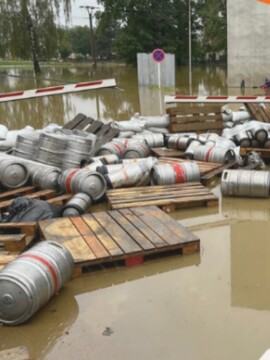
[164,95,270,104]
[0,78,116,103]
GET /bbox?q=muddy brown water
[1,64,270,360]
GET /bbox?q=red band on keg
[65,169,80,193]
[20,254,59,293]
[205,146,214,162]
[172,163,186,183]
[113,143,124,155]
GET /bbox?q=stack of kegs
[36,133,67,167]
[62,135,93,169]
[13,133,40,160]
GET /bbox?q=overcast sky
[59,1,103,27]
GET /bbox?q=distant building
[227,0,270,86]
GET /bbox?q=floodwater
[1,64,270,360]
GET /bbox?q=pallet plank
[92,211,141,254]
[71,217,110,259]
[81,213,123,257]
[0,234,26,252]
[118,208,168,248]
[109,210,156,251]
[38,217,95,261]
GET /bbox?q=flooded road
[1,64,270,360]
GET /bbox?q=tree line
[0,0,226,73]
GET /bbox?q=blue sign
[152,49,165,63]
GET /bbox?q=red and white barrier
[0,78,116,103]
[164,95,270,104]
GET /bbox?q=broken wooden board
[106,182,219,212]
[166,105,224,134]
[245,103,270,122]
[38,206,200,277]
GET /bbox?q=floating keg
[0,241,74,326]
[32,166,61,190]
[62,193,92,217]
[123,142,151,159]
[150,162,200,185]
[221,169,270,198]
[184,140,201,159]
[249,124,268,144]
[36,133,67,167]
[235,131,251,148]
[0,158,30,189]
[13,133,40,160]
[132,133,164,148]
[105,163,150,188]
[94,141,125,158]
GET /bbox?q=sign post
[152,49,166,89]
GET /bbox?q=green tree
[0,0,72,73]
[195,0,227,60]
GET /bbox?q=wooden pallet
[166,105,224,134]
[106,183,218,212]
[63,113,119,148]
[38,206,200,277]
[240,147,270,159]
[245,103,270,122]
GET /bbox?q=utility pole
[188,0,192,95]
[80,5,98,68]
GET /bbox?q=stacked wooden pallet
[245,103,270,122]
[166,105,224,134]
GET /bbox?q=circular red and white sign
[152,49,166,63]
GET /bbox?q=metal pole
[188,0,192,95]
[88,9,97,68]
[80,6,97,68]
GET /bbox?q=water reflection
[0,286,79,359]
[231,221,270,311]
[0,64,231,131]
[222,197,270,221]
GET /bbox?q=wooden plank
[0,253,18,266]
[170,122,224,132]
[0,234,26,252]
[38,217,95,262]
[118,208,168,248]
[201,161,237,184]
[80,213,123,257]
[0,186,37,200]
[170,114,223,123]
[70,217,110,259]
[245,103,268,122]
[0,222,37,236]
[135,206,199,242]
[151,148,185,158]
[73,116,94,131]
[85,120,104,134]
[130,206,198,245]
[92,211,142,254]
[240,147,270,159]
[109,210,156,251]
[167,105,222,115]
[0,347,30,360]
[62,113,87,130]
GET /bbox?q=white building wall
[227,0,270,87]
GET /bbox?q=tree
[195,0,227,60]
[0,0,72,73]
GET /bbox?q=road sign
[152,49,165,63]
